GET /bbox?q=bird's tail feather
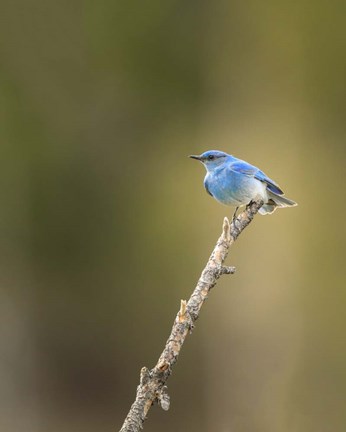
[259,191,297,215]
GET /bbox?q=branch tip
[222,217,231,240]
[220,265,236,275]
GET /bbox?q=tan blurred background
[0,1,345,431]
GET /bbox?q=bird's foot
[246,200,255,212]
[231,206,239,225]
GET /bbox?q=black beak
[189,155,202,161]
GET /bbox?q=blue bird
[190,150,297,216]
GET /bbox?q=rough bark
[119,199,264,432]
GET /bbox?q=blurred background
[0,1,345,431]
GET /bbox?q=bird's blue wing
[228,160,258,177]
[254,170,283,195]
[229,160,284,195]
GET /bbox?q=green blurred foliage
[0,1,345,431]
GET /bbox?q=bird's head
[189,150,229,171]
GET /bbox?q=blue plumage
[190,150,297,215]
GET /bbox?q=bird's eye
[208,155,215,161]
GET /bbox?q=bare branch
[119,199,263,432]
